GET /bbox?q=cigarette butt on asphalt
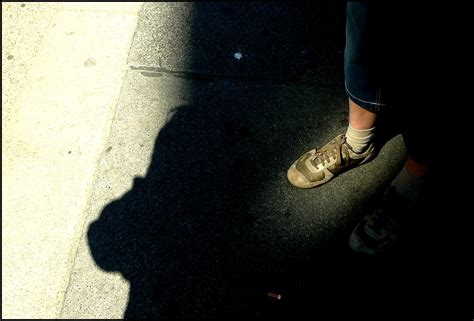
[266,292,282,300]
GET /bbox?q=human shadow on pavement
[86,85,410,319]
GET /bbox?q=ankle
[345,124,376,153]
[391,164,426,201]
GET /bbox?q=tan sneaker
[287,134,376,188]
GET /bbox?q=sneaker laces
[312,136,347,168]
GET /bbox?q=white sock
[390,165,426,201]
[345,124,376,153]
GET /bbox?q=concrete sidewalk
[2,2,142,318]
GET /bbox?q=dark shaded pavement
[83,2,467,319]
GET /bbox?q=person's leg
[287,2,384,189]
[349,111,434,255]
[345,1,435,254]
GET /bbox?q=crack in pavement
[129,65,343,87]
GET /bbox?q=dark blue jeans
[344,2,434,165]
[344,2,394,113]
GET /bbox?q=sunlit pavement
[2,2,142,318]
[3,3,410,318]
